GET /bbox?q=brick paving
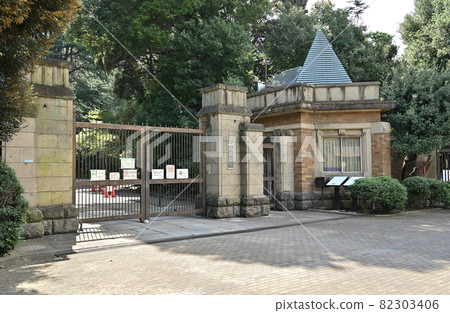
[1,209,450,295]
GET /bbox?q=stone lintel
[239,122,265,132]
[197,104,252,117]
[252,100,396,117]
[201,83,248,94]
[33,84,75,100]
[37,58,70,68]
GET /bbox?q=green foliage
[400,0,450,72]
[158,17,255,113]
[0,160,28,256]
[349,176,407,213]
[46,35,126,122]
[402,176,431,210]
[0,0,80,141]
[69,0,272,127]
[381,66,450,178]
[426,179,450,208]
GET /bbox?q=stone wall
[3,58,78,238]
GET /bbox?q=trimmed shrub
[402,176,430,210]
[349,176,407,213]
[0,160,28,256]
[427,179,450,208]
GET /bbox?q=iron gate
[74,122,205,222]
[436,149,450,182]
[263,143,276,208]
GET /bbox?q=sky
[306,0,416,54]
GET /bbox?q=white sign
[343,176,364,187]
[109,172,120,181]
[120,158,135,169]
[166,165,175,179]
[90,170,106,181]
[326,176,348,187]
[152,169,164,180]
[177,169,189,179]
[123,169,138,180]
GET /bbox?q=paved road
[1,210,450,295]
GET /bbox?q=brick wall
[371,132,391,177]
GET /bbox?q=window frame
[322,136,363,174]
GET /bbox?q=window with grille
[323,137,362,173]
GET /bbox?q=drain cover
[23,254,64,264]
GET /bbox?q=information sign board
[123,169,138,180]
[326,176,348,187]
[177,169,189,179]
[152,169,164,179]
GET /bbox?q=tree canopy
[0,0,80,141]
[400,0,450,72]
[382,67,450,178]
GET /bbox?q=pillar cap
[201,83,248,94]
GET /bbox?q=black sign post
[326,176,349,211]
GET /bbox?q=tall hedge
[349,176,407,213]
[402,176,431,210]
[0,160,28,256]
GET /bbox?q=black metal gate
[436,149,450,182]
[74,122,205,222]
[263,143,276,208]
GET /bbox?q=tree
[0,0,80,141]
[400,0,450,72]
[71,0,271,127]
[46,34,125,122]
[381,67,450,179]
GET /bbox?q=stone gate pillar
[3,58,78,238]
[198,84,269,218]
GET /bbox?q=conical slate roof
[296,29,352,84]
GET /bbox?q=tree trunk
[402,154,418,180]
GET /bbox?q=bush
[0,160,28,256]
[349,176,407,213]
[426,179,450,208]
[402,176,430,210]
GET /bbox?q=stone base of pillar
[206,195,270,218]
[274,192,295,211]
[39,205,79,235]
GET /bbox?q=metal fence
[436,149,450,182]
[74,122,205,222]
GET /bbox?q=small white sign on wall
[152,169,164,180]
[177,169,189,179]
[109,172,120,180]
[90,170,106,181]
[120,158,135,169]
[166,165,175,179]
[123,169,138,180]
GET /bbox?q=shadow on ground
[152,210,450,272]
